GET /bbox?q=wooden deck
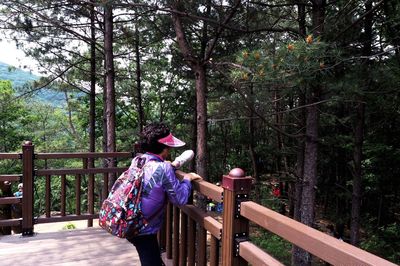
[0,227,140,265]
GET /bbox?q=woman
[128,122,201,266]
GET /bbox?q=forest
[0,1,399,265]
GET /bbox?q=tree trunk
[104,3,116,189]
[350,0,371,246]
[135,26,144,131]
[292,1,308,264]
[89,0,96,155]
[246,83,260,202]
[350,100,364,246]
[171,8,208,180]
[298,1,306,37]
[294,93,306,221]
[189,102,197,172]
[298,91,320,266]
[296,1,325,265]
[274,90,282,173]
[194,64,208,180]
[64,91,81,142]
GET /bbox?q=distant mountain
[0,61,38,88]
[0,61,66,106]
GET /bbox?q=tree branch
[204,0,241,62]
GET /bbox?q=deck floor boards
[0,227,140,265]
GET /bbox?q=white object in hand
[172,150,194,169]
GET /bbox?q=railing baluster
[210,236,220,266]
[45,175,51,218]
[84,158,94,227]
[75,174,81,215]
[166,202,173,260]
[158,212,167,252]
[179,211,187,266]
[61,174,66,216]
[198,226,207,266]
[187,218,196,266]
[102,172,108,206]
[173,205,180,266]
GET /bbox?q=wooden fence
[0,141,397,266]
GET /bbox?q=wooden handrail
[240,201,397,266]
[239,241,284,266]
[36,152,132,159]
[0,196,22,205]
[175,170,223,202]
[0,153,20,159]
[35,214,98,224]
[35,167,127,176]
[0,218,22,227]
[0,175,21,182]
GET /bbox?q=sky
[0,39,40,74]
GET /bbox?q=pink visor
[157,133,185,147]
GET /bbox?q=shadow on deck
[0,227,139,265]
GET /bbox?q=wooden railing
[0,141,397,265]
[0,152,22,233]
[159,170,397,266]
[0,141,132,234]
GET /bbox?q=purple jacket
[133,153,192,235]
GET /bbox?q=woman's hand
[184,172,202,182]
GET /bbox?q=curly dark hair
[139,122,170,154]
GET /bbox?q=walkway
[0,226,140,265]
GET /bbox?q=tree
[168,0,242,179]
[0,80,26,152]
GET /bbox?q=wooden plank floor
[0,227,140,265]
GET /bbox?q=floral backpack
[99,156,152,238]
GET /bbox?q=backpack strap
[128,156,152,182]
[136,156,146,169]
[134,156,165,225]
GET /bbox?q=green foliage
[251,228,292,265]
[232,36,340,89]
[361,223,400,264]
[0,80,28,152]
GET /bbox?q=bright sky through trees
[0,39,40,74]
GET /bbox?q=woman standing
[127,122,201,266]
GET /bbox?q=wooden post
[21,141,34,236]
[221,168,252,266]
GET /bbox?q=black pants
[128,234,163,266]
